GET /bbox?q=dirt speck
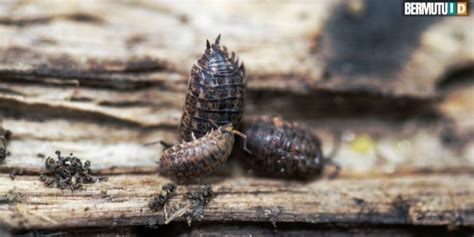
[391,194,411,223]
[9,169,24,180]
[39,150,108,191]
[149,183,177,212]
[0,190,24,204]
[257,206,281,228]
[0,129,12,162]
[353,197,366,206]
[184,185,214,226]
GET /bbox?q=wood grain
[0,174,473,230]
[0,0,473,232]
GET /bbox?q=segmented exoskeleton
[180,35,246,142]
[243,116,339,179]
[160,124,248,179]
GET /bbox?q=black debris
[257,206,281,228]
[184,185,214,225]
[9,169,24,180]
[0,129,12,162]
[39,150,108,191]
[149,183,177,212]
[391,194,411,223]
[353,197,366,206]
[0,190,23,204]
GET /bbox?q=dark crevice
[436,63,474,91]
[12,222,473,236]
[0,97,176,130]
[0,12,104,27]
[0,75,184,91]
[247,90,440,122]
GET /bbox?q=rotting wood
[0,1,472,97]
[0,174,473,230]
[0,0,473,233]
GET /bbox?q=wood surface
[0,0,473,233]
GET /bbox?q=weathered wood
[0,1,472,97]
[0,174,473,230]
[0,0,472,177]
[0,0,473,233]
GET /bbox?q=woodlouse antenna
[215,34,221,45]
[230,129,251,154]
[206,39,211,49]
[324,130,342,179]
[143,140,173,149]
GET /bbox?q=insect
[243,116,340,179]
[159,124,248,180]
[180,34,246,142]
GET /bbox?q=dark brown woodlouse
[243,116,340,180]
[159,124,248,180]
[180,34,246,142]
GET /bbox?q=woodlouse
[180,34,246,142]
[243,116,339,179]
[159,124,248,180]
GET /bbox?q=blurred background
[0,0,473,235]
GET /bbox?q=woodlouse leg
[159,141,174,149]
[209,120,219,129]
[231,129,251,154]
[325,130,342,160]
[191,132,197,141]
[322,130,342,179]
[143,140,174,149]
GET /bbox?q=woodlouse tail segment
[206,39,211,49]
[231,52,236,63]
[240,62,246,81]
[215,34,221,45]
[223,46,229,57]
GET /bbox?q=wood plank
[0,174,472,230]
[0,1,472,97]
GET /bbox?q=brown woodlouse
[159,124,248,179]
[243,116,339,179]
[180,34,246,142]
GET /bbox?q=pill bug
[160,124,248,180]
[242,116,339,180]
[180,34,246,142]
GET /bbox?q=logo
[404,1,468,16]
